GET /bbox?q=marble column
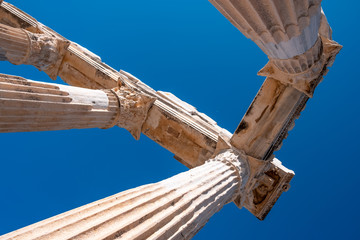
[210,0,341,160]
[0,74,154,133]
[209,0,323,72]
[208,0,343,97]
[0,149,249,240]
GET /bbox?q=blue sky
[0,0,359,239]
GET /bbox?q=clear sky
[0,0,359,239]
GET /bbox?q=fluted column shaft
[0,74,155,133]
[209,0,323,73]
[0,23,29,64]
[0,150,248,240]
[0,74,120,132]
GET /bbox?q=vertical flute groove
[0,23,29,64]
[0,74,118,132]
[210,0,323,69]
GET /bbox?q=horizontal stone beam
[0,1,227,168]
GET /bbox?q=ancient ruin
[0,0,341,239]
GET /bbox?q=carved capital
[112,83,156,140]
[208,148,250,200]
[24,31,70,79]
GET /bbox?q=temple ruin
[0,0,341,239]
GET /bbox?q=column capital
[111,81,156,140]
[207,148,250,201]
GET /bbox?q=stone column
[209,0,322,69]
[210,0,341,160]
[0,23,29,64]
[0,74,154,133]
[0,23,69,79]
[208,0,343,96]
[0,149,249,240]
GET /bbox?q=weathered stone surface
[112,83,155,140]
[0,23,69,79]
[209,0,341,159]
[0,1,341,238]
[0,150,249,240]
[0,74,155,133]
[231,78,307,160]
[0,1,226,168]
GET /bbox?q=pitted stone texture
[112,84,155,140]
